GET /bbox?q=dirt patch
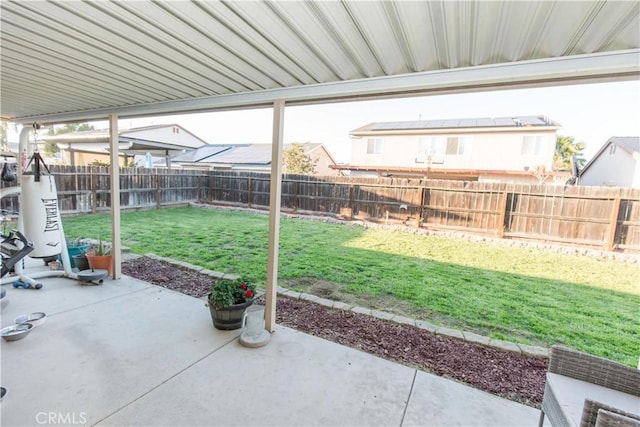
[283,277,471,330]
[283,278,344,300]
[123,256,547,408]
[308,281,338,299]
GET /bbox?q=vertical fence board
[607,198,622,251]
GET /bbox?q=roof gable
[43,123,207,146]
[40,123,208,155]
[579,136,640,177]
[613,136,640,155]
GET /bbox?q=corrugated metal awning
[1,0,638,124]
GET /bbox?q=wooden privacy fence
[59,166,206,212]
[1,165,207,214]
[2,167,639,252]
[205,172,640,252]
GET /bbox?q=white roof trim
[14,49,640,125]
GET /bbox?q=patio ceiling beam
[10,49,639,125]
[265,99,285,334]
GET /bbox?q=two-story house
[337,116,562,183]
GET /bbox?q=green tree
[555,135,586,171]
[283,143,317,175]
[90,159,109,166]
[44,122,95,157]
[47,123,94,136]
[43,141,60,157]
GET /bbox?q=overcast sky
[12,79,639,164]
[111,80,640,164]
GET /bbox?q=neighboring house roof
[171,145,233,163]
[117,124,206,143]
[351,115,561,135]
[580,136,640,177]
[41,124,207,156]
[613,136,640,155]
[202,144,273,165]
[173,143,330,167]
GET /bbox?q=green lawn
[62,206,640,366]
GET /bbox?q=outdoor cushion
[546,373,640,426]
[595,409,640,427]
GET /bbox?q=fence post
[214,171,217,202]
[496,191,509,238]
[348,184,354,219]
[421,187,431,227]
[314,179,318,212]
[196,173,201,203]
[248,177,253,207]
[90,169,97,214]
[155,169,161,209]
[205,173,210,203]
[606,198,621,251]
[418,187,426,228]
[74,168,79,214]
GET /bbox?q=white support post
[265,99,285,333]
[109,114,121,279]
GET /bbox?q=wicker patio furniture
[538,345,640,427]
[594,408,640,427]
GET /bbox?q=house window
[367,138,383,154]
[417,137,446,157]
[417,138,426,158]
[418,136,470,158]
[521,135,544,155]
[445,137,470,155]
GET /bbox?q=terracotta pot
[86,254,113,276]
[208,300,252,330]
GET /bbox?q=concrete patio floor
[1,274,540,426]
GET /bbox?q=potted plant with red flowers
[207,278,256,330]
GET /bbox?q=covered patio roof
[1,0,638,333]
[1,1,638,124]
